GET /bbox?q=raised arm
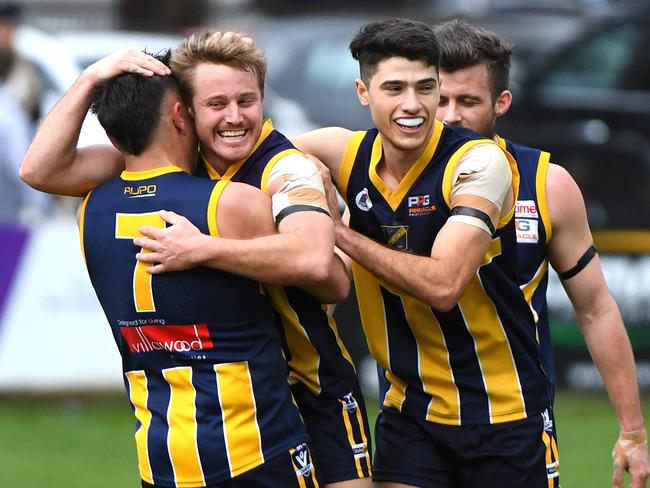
[545,163,649,488]
[19,50,170,196]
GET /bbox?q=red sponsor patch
[121,324,213,354]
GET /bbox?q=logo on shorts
[542,409,554,433]
[290,443,314,478]
[355,188,373,211]
[340,392,359,413]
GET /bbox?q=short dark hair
[434,19,511,101]
[90,50,178,155]
[349,18,441,83]
[0,1,21,20]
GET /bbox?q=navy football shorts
[292,382,372,484]
[141,442,321,488]
[373,407,559,487]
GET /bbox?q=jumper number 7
[115,212,166,312]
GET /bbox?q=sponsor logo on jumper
[381,225,409,251]
[407,194,436,216]
[355,188,373,211]
[515,200,538,218]
[291,443,314,478]
[340,392,359,413]
[120,323,213,354]
[124,185,157,198]
[515,218,539,243]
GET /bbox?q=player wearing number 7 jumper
[78,51,318,488]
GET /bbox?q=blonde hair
[170,31,267,103]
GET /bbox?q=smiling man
[291,17,555,487]
[20,32,372,488]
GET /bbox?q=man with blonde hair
[21,31,372,488]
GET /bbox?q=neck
[123,143,194,174]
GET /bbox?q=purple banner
[0,224,29,323]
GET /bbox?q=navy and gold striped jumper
[339,120,550,426]
[496,135,556,394]
[79,166,308,487]
[196,120,372,480]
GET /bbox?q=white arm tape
[268,153,329,222]
[447,213,493,235]
[451,143,512,212]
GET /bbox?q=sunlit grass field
[0,390,647,487]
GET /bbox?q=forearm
[195,232,336,288]
[578,299,645,431]
[20,71,98,195]
[300,253,351,304]
[334,223,459,310]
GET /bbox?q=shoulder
[217,182,274,238]
[546,163,586,226]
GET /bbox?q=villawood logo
[120,323,213,354]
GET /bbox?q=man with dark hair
[293,17,554,487]
[20,34,372,488]
[78,51,319,487]
[434,18,649,488]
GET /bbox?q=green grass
[0,390,647,487]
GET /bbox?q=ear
[494,89,512,118]
[171,101,187,133]
[355,78,369,107]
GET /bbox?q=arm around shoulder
[290,126,354,184]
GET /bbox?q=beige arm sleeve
[447,143,512,234]
[268,153,330,223]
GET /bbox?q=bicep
[546,164,593,274]
[49,145,124,196]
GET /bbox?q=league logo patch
[381,225,409,251]
[355,188,373,212]
[290,443,314,478]
[340,392,359,413]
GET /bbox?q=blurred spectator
[117,0,208,33]
[0,85,46,224]
[0,1,42,122]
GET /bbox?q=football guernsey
[496,135,556,394]
[196,120,360,398]
[338,120,550,426]
[196,119,372,481]
[79,166,307,487]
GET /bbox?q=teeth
[219,130,246,137]
[395,117,424,127]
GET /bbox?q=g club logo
[381,225,409,251]
[355,188,373,211]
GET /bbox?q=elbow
[19,159,42,189]
[426,285,462,312]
